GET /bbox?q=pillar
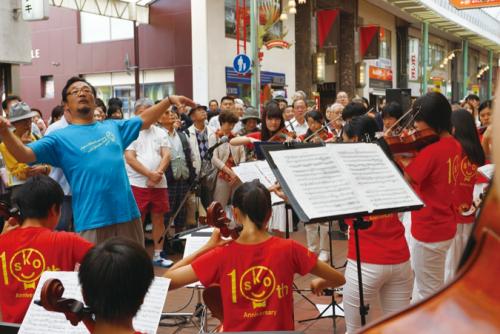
[462,39,468,97]
[422,21,428,95]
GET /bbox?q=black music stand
[298,288,344,334]
[261,142,424,326]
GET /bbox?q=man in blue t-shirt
[0,77,195,245]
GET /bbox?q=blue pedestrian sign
[233,54,251,74]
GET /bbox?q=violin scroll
[198,202,243,239]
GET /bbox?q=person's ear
[49,204,59,218]
[232,206,239,222]
[353,136,359,143]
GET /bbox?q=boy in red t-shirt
[78,236,154,334]
[0,175,94,324]
[164,181,345,332]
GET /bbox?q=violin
[35,279,95,333]
[270,129,299,143]
[0,200,22,226]
[268,113,307,142]
[198,202,243,239]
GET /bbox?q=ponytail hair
[232,180,272,229]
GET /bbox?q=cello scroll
[198,202,243,239]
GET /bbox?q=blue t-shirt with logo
[27,117,142,232]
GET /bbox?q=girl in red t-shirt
[164,181,345,332]
[403,92,461,302]
[231,104,294,238]
[341,115,413,332]
[297,110,334,143]
[444,109,486,282]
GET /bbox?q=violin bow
[386,106,415,134]
[399,106,422,134]
[364,107,375,115]
[304,113,343,142]
[269,112,307,142]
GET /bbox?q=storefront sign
[471,84,481,95]
[409,38,419,81]
[369,67,393,89]
[22,0,49,21]
[264,40,293,50]
[367,58,391,70]
[227,87,240,95]
[272,76,285,85]
[312,92,320,110]
[450,0,500,9]
[432,77,444,93]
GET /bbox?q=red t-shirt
[454,152,483,224]
[245,132,262,149]
[405,136,461,242]
[298,132,334,141]
[345,213,410,264]
[191,237,317,332]
[0,227,94,323]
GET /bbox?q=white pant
[410,235,453,302]
[344,259,414,333]
[444,223,474,283]
[305,222,330,254]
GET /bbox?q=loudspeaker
[386,88,412,112]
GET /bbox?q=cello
[35,279,95,333]
[356,180,500,333]
[198,202,242,333]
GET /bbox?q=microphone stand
[158,151,214,244]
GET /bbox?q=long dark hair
[412,92,452,134]
[232,180,272,229]
[261,104,285,141]
[304,110,325,140]
[451,109,486,166]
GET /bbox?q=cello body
[356,182,500,333]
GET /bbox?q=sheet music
[478,164,494,181]
[268,144,423,221]
[20,271,170,334]
[183,236,211,288]
[232,160,284,204]
[328,144,423,212]
[269,147,368,219]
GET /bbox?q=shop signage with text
[409,38,419,81]
[450,0,500,9]
[369,67,393,89]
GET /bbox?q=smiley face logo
[240,266,276,309]
[460,156,477,182]
[106,132,115,142]
[10,249,45,290]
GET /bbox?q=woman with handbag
[209,110,246,210]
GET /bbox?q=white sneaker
[318,251,330,262]
[336,286,344,296]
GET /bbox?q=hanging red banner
[317,10,340,50]
[360,26,380,59]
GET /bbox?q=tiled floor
[150,222,384,334]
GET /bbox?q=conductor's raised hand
[204,228,234,250]
[0,117,12,134]
[169,95,197,110]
